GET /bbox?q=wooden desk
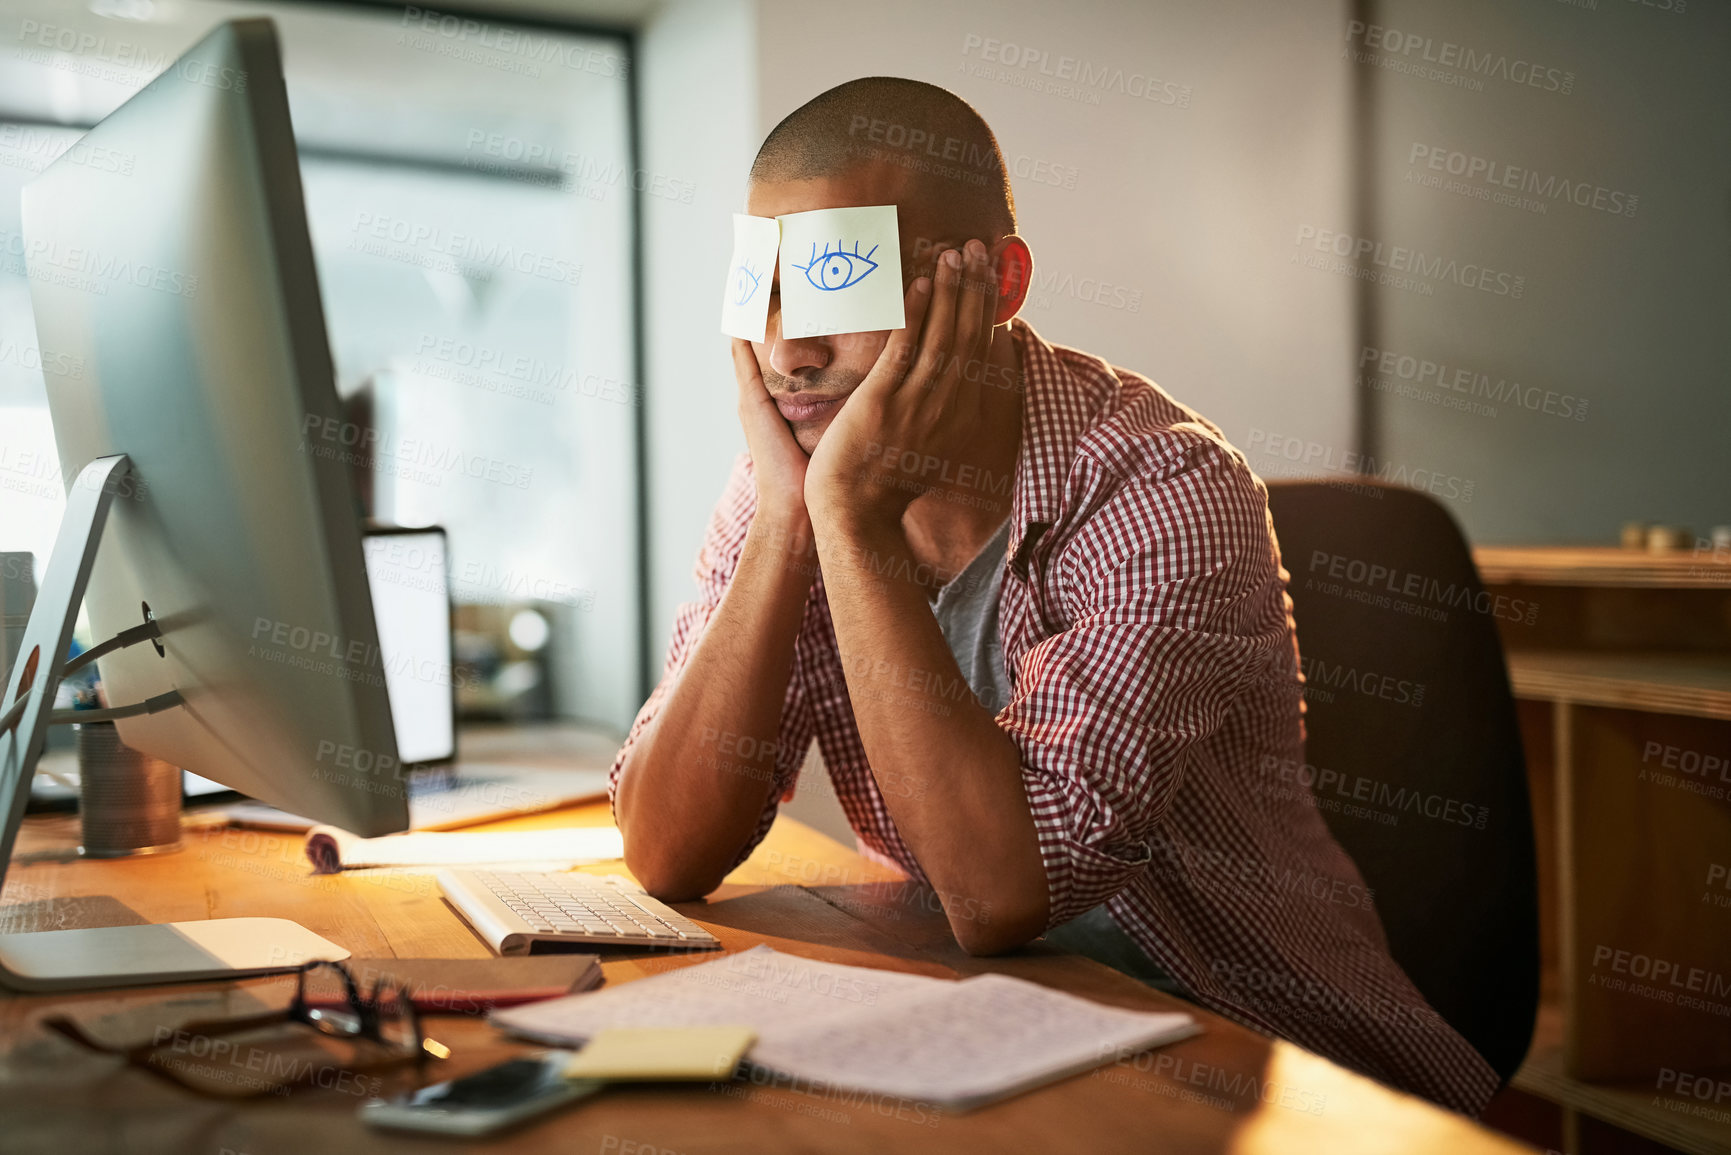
[0,785,1532,1152]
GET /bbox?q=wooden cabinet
[1477,547,1731,1155]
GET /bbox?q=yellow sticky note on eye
[562,1026,756,1081]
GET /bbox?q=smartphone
[359,1051,603,1137]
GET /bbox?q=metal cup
[76,721,183,857]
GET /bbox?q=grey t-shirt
[929,517,1184,996]
[930,515,1014,716]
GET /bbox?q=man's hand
[805,241,1000,530]
[732,337,810,533]
[793,239,1048,955]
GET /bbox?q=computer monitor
[0,18,408,989]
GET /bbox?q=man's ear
[990,236,1033,326]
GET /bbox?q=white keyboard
[437,869,720,956]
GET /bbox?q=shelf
[1476,546,1731,589]
[1513,1005,1731,1155]
[1504,652,1731,722]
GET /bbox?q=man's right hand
[732,338,810,534]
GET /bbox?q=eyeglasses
[45,959,451,1098]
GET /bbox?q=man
[609,77,1499,1114]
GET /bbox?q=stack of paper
[492,945,1199,1111]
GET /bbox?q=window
[0,0,640,730]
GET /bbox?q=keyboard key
[607,925,651,938]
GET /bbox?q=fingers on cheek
[918,336,953,386]
[899,282,933,361]
[937,251,963,294]
[980,257,1001,306]
[905,283,932,333]
[974,285,998,347]
[879,342,912,381]
[957,275,987,347]
[969,252,996,308]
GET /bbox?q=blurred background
[6,0,1724,737]
[0,1,1726,1150]
[2,0,1725,731]
[1,0,640,728]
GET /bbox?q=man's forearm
[614,515,815,899]
[813,516,1049,954]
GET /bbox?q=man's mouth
[772,392,849,423]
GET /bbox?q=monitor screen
[21,19,409,837]
[363,530,455,766]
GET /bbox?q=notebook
[492,945,1199,1111]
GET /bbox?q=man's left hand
[805,239,1001,532]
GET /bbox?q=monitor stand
[0,455,348,992]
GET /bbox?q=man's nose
[767,324,830,379]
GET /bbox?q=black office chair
[1264,480,1539,1085]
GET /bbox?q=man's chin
[791,418,831,456]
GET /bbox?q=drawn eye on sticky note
[776,205,904,339]
[732,259,765,307]
[791,239,879,292]
[720,213,781,342]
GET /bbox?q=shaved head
[742,79,1034,456]
[750,77,1016,243]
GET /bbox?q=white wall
[753,0,1358,496]
[636,0,1357,839]
[638,0,756,680]
[640,0,1358,679]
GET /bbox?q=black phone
[359,1051,602,1136]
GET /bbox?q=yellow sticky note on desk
[563,1026,756,1081]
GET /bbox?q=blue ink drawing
[792,240,879,291]
[733,260,764,307]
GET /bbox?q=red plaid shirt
[611,319,1500,1113]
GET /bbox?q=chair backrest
[1264,480,1539,1083]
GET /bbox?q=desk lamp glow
[0,19,408,990]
